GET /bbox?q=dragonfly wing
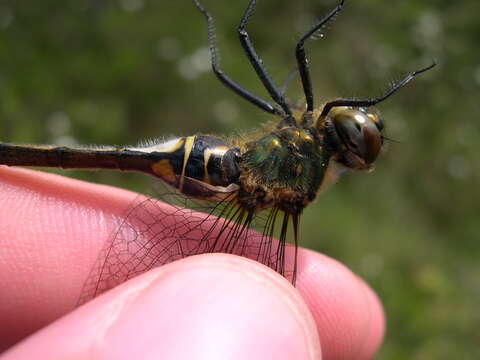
[77,181,296,306]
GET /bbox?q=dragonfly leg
[296,0,346,112]
[320,61,437,117]
[192,0,284,116]
[238,0,292,116]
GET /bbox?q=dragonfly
[0,0,435,305]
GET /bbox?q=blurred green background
[0,0,478,358]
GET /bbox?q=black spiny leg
[192,0,284,116]
[320,61,437,117]
[296,0,346,112]
[291,214,300,285]
[238,0,292,118]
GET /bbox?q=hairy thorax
[237,125,331,214]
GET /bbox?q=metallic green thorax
[238,125,331,214]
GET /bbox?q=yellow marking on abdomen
[203,146,229,185]
[179,136,195,191]
[203,149,212,184]
[152,159,177,184]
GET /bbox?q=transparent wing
[77,182,296,306]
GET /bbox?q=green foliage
[0,0,478,358]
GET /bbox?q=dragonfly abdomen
[134,136,241,199]
[0,136,241,199]
[0,143,155,171]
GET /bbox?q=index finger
[0,166,384,358]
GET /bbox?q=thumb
[4,254,321,360]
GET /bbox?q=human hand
[0,167,384,359]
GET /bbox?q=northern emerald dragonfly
[0,0,435,305]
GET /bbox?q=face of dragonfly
[325,107,384,171]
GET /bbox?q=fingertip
[296,250,385,360]
[356,278,385,358]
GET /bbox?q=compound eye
[332,109,383,166]
[375,118,384,131]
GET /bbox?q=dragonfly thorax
[237,126,331,214]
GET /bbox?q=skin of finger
[0,167,384,358]
[296,251,385,360]
[3,254,322,360]
[0,166,139,349]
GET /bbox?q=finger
[0,166,138,349]
[0,166,384,359]
[3,254,321,360]
[296,251,385,360]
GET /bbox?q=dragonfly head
[327,107,384,171]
